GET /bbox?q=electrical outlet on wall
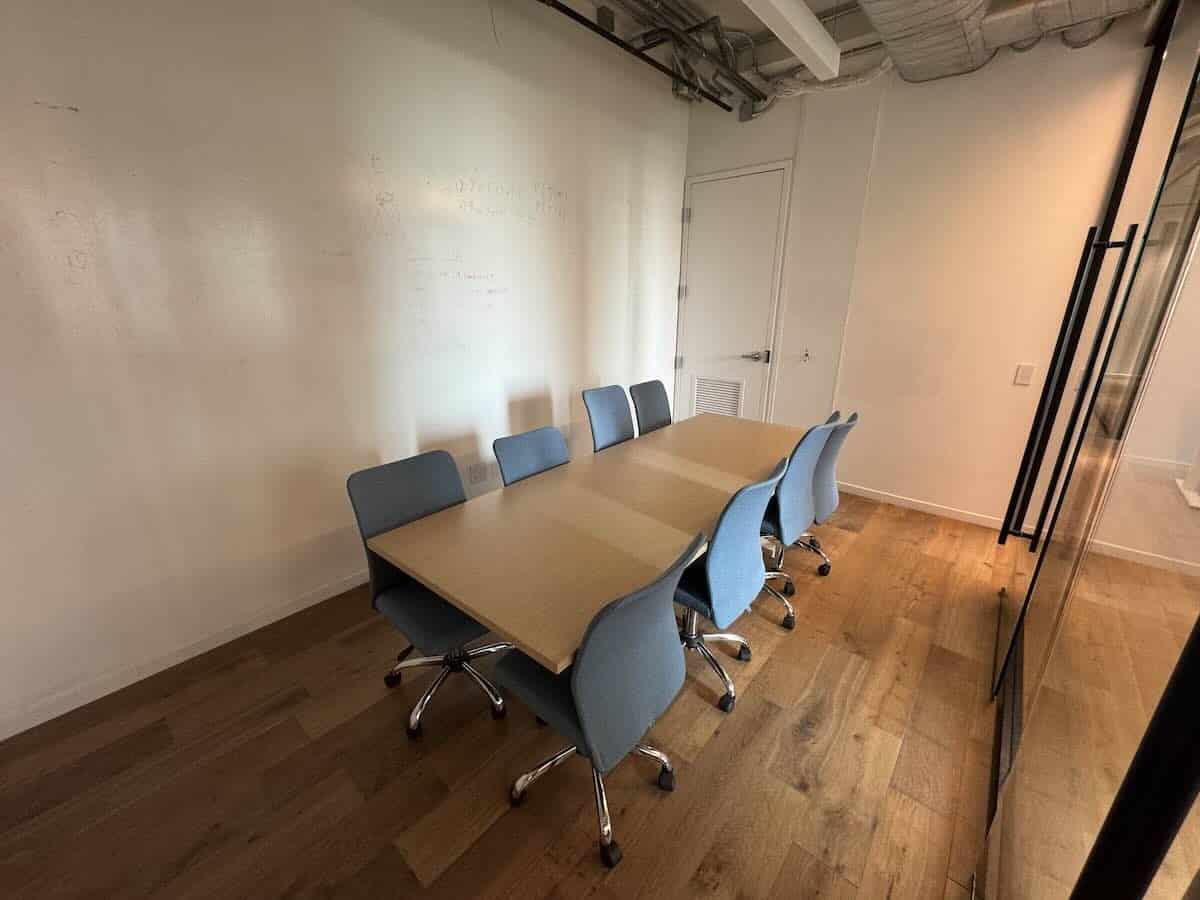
[1013,363,1035,386]
[467,462,490,485]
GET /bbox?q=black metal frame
[1028,224,1137,552]
[999,226,1098,544]
[536,0,733,111]
[991,0,1182,701]
[1069,616,1200,899]
[997,2,1175,546]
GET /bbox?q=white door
[675,165,789,421]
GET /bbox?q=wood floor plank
[3,716,310,898]
[683,762,807,899]
[891,729,962,818]
[856,616,933,740]
[394,722,565,886]
[165,770,364,900]
[0,717,172,834]
[766,844,857,899]
[857,789,954,900]
[0,686,311,884]
[243,761,442,898]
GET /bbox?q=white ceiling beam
[740,0,841,80]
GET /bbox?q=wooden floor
[0,496,1013,899]
[991,548,1200,898]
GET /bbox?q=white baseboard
[0,568,368,743]
[1088,540,1200,577]
[839,481,1002,530]
[1122,454,1190,475]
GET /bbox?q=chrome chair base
[509,741,675,868]
[679,609,750,713]
[383,640,512,738]
[796,532,833,576]
[762,539,797,629]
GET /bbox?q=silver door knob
[740,351,764,361]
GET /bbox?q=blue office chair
[802,412,859,572]
[495,533,704,869]
[582,385,635,452]
[494,426,570,486]
[760,423,838,619]
[826,409,841,424]
[674,459,788,712]
[629,379,672,435]
[346,451,512,738]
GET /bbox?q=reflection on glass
[983,56,1200,900]
[989,553,1199,896]
[1147,791,1200,897]
[1021,64,1200,723]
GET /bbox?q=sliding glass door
[994,0,1200,711]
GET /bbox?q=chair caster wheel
[657,766,675,792]
[737,645,752,662]
[491,704,507,720]
[600,840,623,868]
[406,723,422,739]
[384,672,401,688]
[535,716,547,726]
[509,785,526,807]
[782,613,796,631]
[818,563,832,577]
[782,581,796,597]
[717,693,735,713]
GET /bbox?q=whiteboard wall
[0,0,688,737]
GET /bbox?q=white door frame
[674,160,793,422]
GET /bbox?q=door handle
[740,350,771,363]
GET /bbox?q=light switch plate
[1014,363,1035,386]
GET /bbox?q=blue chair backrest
[493,426,570,486]
[582,385,635,452]
[826,410,841,424]
[814,413,858,524]
[774,423,837,545]
[630,380,672,435]
[346,450,465,606]
[572,533,704,773]
[705,458,788,628]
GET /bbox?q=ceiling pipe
[637,24,768,100]
[535,0,733,110]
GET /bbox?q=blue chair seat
[376,579,489,655]
[672,555,718,625]
[492,650,586,752]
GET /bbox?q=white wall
[685,25,1150,525]
[834,31,1148,522]
[685,80,885,431]
[0,0,688,738]
[1124,248,1200,466]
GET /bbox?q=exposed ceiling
[592,0,1160,118]
[694,0,847,37]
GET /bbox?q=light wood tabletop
[367,413,805,673]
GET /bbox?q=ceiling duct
[854,0,993,82]
[982,0,1150,50]
[856,0,1153,82]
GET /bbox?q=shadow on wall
[507,389,553,434]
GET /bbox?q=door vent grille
[694,377,743,417]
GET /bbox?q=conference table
[367,413,804,673]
